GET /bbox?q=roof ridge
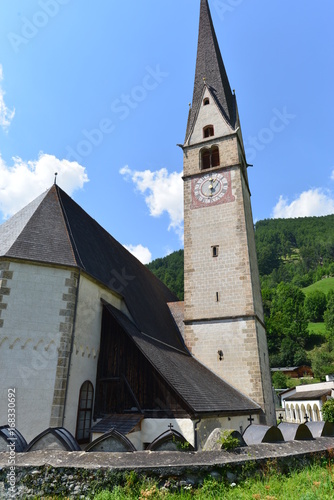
[55,185,86,270]
[138,329,190,356]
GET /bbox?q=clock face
[194,173,229,204]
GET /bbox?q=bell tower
[183,0,275,424]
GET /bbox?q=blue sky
[0,0,334,263]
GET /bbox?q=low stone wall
[1,437,334,498]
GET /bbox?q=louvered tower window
[201,146,220,170]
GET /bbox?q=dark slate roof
[2,188,77,266]
[284,390,331,402]
[105,303,261,415]
[0,185,185,351]
[185,0,236,142]
[168,301,185,339]
[91,414,143,434]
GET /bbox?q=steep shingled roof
[185,0,236,142]
[105,303,261,415]
[0,185,185,352]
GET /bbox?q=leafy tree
[257,243,280,276]
[271,371,288,389]
[261,287,273,319]
[270,283,307,337]
[147,250,184,300]
[267,283,308,366]
[304,290,327,322]
[321,399,334,423]
[311,345,334,379]
[324,293,334,339]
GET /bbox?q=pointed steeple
[185,0,236,142]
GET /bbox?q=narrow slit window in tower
[212,246,219,257]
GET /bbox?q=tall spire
[185,0,236,141]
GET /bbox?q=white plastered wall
[63,273,128,437]
[188,87,234,146]
[0,261,71,442]
[92,418,194,451]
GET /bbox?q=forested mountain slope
[147,215,334,373]
[255,215,334,288]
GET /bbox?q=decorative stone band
[0,261,13,328]
[49,271,80,428]
[184,313,266,331]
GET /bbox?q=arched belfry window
[76,381,94,444]
[203,125,214,138]
[203,97,210,106]
[201,145,220,170]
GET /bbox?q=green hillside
[147,214,334,373]
[147,249,184,300]
[308,322,327,335]
[303,277,334,296]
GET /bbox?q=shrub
[272,371,288,389]
[322,399,334,423]
[219,430,240,451]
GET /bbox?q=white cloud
[120,165,184,241]
[164,248,174,257]
[331,169,334,181]
[0,65,15,130]
[0,153,89,219]
[124,244,152,264]
[272,189,334,219]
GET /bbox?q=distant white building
[281,382,334,423]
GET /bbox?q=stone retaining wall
[1,437,334,498]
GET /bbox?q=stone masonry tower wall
[183,0,275,424]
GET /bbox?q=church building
[0,0,275,450]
